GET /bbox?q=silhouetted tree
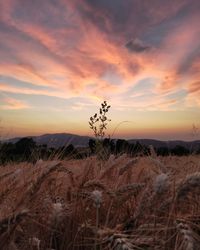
[115,139,129,154]
[89,139,96,154]
[157,147,170,156]
[59,144,75,159]
[127,143,135,157]
[171,145,189,156]
[0,142,16,164]
[196,147,200,155]
[130,141,150,156]
[14,137,36,161]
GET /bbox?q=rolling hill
[5,133,200,150]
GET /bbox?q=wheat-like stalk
[0,209,29,248]
[0,155,200,249]
[149,157,168,173]
[78,160,94,188]
[29,237,41,250]
[0,170,15,182]
[23,162,66,201]
[7,241,19,250]
[153,173,169,194]
[175,222,197,250]
[83,180,107,190]
[115,183,145,195]
[0,209,29,235]
[149,145,157,157]
[118,159,138,176]
[133,185,152,220]
[176,172,200,201]
[0,178,20,204]
[99,154,128,180]
[104,233,135,250]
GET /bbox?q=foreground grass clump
[0,155,200,249]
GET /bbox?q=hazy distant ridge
[7,133,92,148]
[6,133,200,149]
[127,139,200,150]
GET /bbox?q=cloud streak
[0,0,199,105]
[0,97,30,110]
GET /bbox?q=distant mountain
[127,139,200,150]
[5,133,200,150]
[7,133,92,148]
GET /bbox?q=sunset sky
[0,0,200,140]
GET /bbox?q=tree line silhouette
[0,138,76,164]
[0,137,199,165]
[88,138,199,157]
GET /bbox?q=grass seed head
[91,190,102,208]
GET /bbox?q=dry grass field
[0,154,200,249]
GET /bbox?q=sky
[0,0,200,140]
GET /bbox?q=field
[0,155,200,249]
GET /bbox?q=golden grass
[0,154,200,249]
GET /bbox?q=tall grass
[0,154,199,249]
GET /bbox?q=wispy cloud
[1,0,199,104]
[0,97,30,110]
[0,82,71,99]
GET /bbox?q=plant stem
[94,207,99,250]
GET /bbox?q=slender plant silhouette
[89,101,111,140]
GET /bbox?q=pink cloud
[188,81,200,94]
[0,0,199,111]
[0,0,150,94]
[0,83,72,99]
[0,97,30,110]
